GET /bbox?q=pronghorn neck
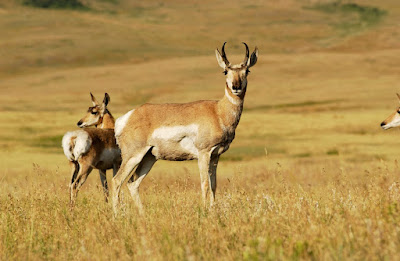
[99,110,115,129]
[218,85,245,130]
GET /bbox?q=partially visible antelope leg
[99,169,109,202]
[198,148,220,207]
[198,152,212,207]
[209,153,220,207]
[111,147,151,213]
[70,163,93,205]
[69,161,79,198]
[112,162,120,177]
[126,151,157,214]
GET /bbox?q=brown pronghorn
[111,42,258,213]
[62,93,121,205]
[381,94,400,130]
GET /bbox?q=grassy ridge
[308,1,387,35]
[0,0,395,76]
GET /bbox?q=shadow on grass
[245,99,343,112]
[22,0,88,10]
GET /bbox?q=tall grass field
[1,0,400,259]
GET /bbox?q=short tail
[115,109,135,143]
[62,130,92,161]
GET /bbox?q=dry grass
[1,0,400,259]
[2,159,400,260]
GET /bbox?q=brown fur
[99,111,115,129]
[119,86,243,156]
[382,112,396,126]
[69,136,77,158]
[112,43,258,213]
[66,93,121,205]
[380,93,400,129]
[82,128,120,169]
[78,107,115,129]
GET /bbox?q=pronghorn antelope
[62,93,121,205]
[111,42,258,213]
[381,94,400,130]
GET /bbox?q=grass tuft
[327,149,339,155]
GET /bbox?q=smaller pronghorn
[62,93,121,205]
[381,94,400,130]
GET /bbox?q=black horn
[242,42,249,65]
[220,42,230,65]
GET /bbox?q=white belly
[150,124,199,161]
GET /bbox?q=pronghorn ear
[90,92,99,106]
[100,93,110,116]
[215,49,227,70]
[103,93,110,107]
[248,47,258,68]
[396,93,400,102]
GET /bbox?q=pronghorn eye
[223,71,227,75]
[91,111,98,115]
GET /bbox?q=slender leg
[112,163,120,177]
[126,151,157,214]
[110,163,120,203]
[209,154,220,206]
[70,163,93,205]
[198,152,211,207]
[99,169,109,202]
[69,161,79,199]
[111,147,151,214]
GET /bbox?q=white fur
[151,124,199,157]
[382,121,400,129]
[78,118,98,128]
[215,50,227,69]
[230,64,242,69]
[382,113,400,130]
[152,124,198,141]
[225,88,240,105]
[180,137,199,156]
[115,109,134,138]
[62,130,92,161]
[226,74,233,89]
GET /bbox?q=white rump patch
[62,130,92,161]
[115,109,134,138]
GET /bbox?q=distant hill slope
[0,0,398,77]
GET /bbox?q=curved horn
[242,42,250,65]
[220,42,230,65]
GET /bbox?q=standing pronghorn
[111,42,258,213]
[62,93,121,205]
[381,94,400,130]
